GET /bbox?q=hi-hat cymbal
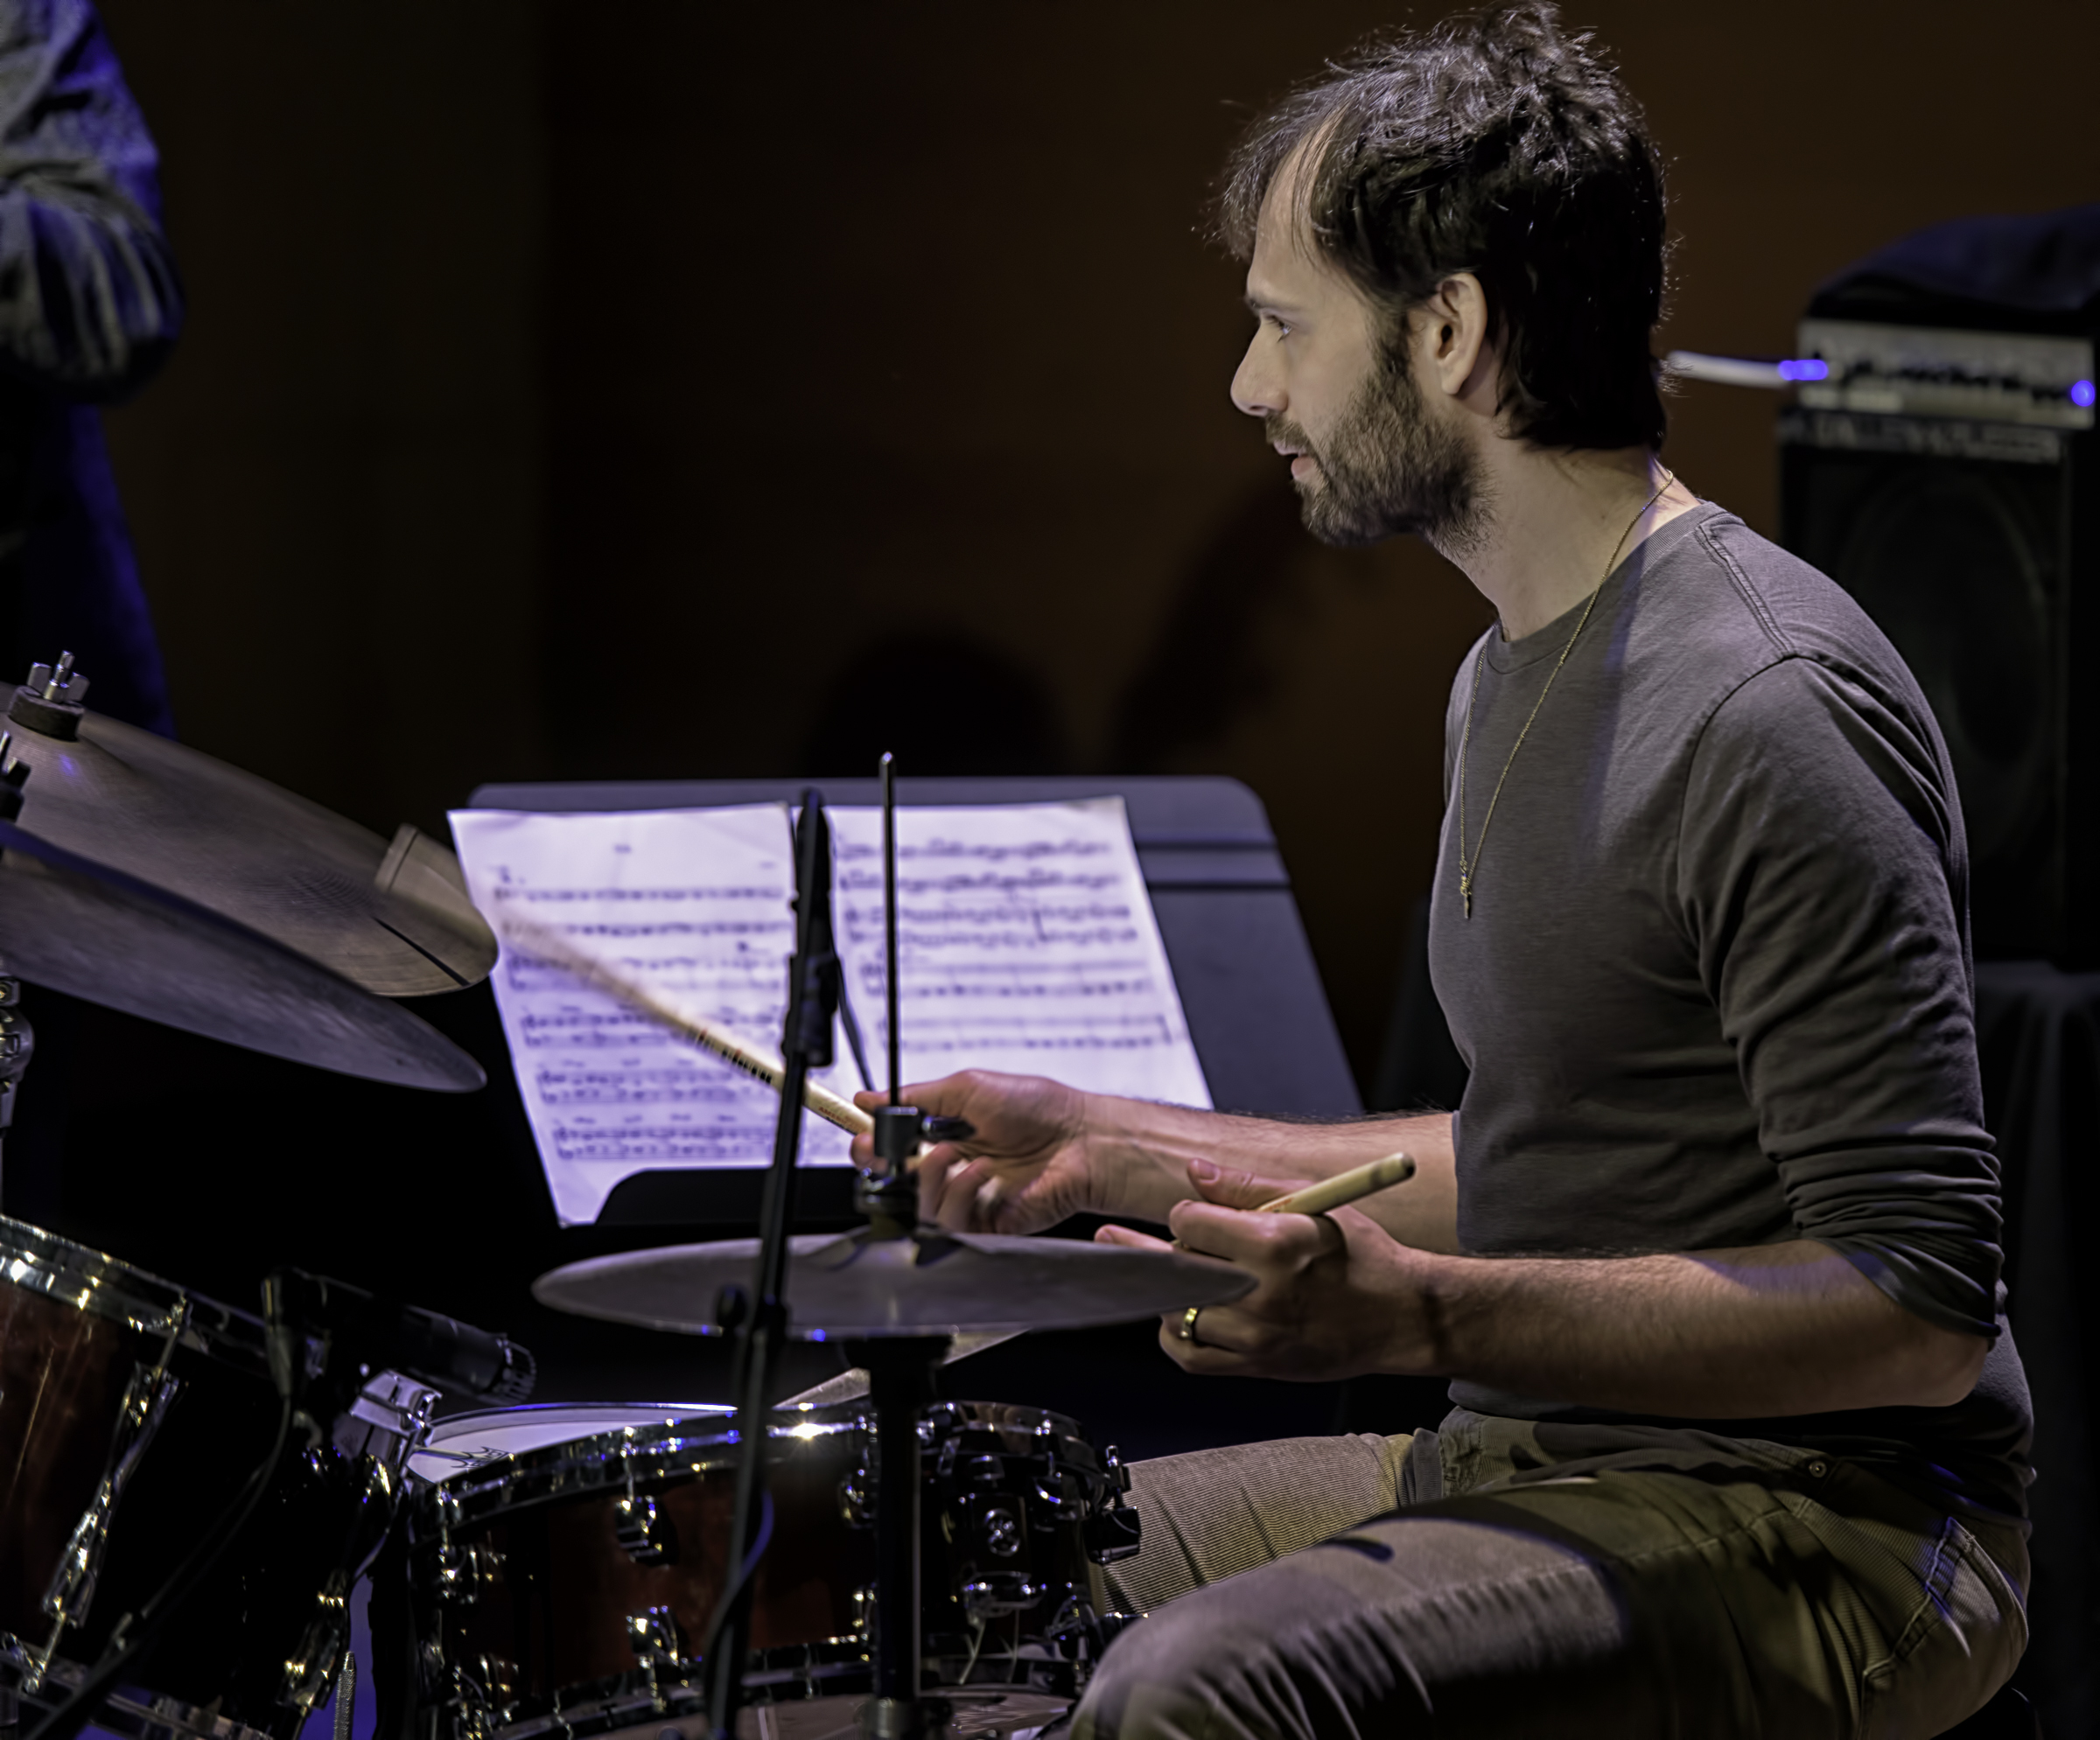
[0,819,485,1092]
[0,675,494,996]
[534,1226,1256,1337]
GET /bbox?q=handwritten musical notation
[450,798,1208,1226]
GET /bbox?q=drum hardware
[396,1401,1134,1740]
[520,761,1251,1740]
[425,1544,504,1605]
[617,1494,678,1567]
[10,655,88,737]
[1078,1452,1140,1567]
[331,1653,356,1740]
[22,1275,309,1740]
[628,1606,685,1666]
[614,1429,681,1566]
[34,1307,190,1680]
[699,790,844,1740]
[5,1225,520,1740]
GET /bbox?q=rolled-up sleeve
[1676,655,2002,1339]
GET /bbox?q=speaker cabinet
[1781,360,2097,963]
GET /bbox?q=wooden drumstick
[491,908,875,1138]
[1254,1151,1415,1215]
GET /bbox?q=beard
[1267,352,1487,556]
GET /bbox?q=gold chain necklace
[1454,470,1677,919]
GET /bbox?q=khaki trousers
[1075,1410,2028,1740]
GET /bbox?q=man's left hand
[1095,1159,1440,1381]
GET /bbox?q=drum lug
[41,1313,189,1640]
[280,1569,354,1710]
[626,1605,687,1667]
[839,1465,873,1527]
[975,1501,1025,1560]
[958,1576,1043,1620]
[613,1493,678,1565]
[428,1542,504,1603]
[1081,1446,1142,1567]
[455,1652,519,1720]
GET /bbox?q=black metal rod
[847,1335,948,1719]
[882,751,900,1104]
[708,794,835,1740]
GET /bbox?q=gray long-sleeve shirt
[1430,502,2029,1523]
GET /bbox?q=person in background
[0,0,181,736]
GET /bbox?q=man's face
[1230,184,1482,553]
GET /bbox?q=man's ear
[1418,272,1493,404]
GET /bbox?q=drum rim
[407,1402,733,1481]
[418,1399,1098,1521]
[0,1212,269,1369]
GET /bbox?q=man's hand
[852,1073,1463,1244]
[1096,1159,1438,1381]
[851,1070,1103,1233]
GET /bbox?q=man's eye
[1264,313,1292,338]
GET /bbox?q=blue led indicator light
[2071,380,2096,409]
[1777,359,1830,383]
[810,1328,827,1342]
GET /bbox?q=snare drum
[0,1215,434,1740]
[402,1399,1140,1740]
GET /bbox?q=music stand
[466,774,1360,1225]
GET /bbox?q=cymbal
[534,1226,1256,1337]
[0,818,485,1091]
[0,678,495,996]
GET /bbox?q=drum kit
[0,664,1259,1740]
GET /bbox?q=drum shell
[404,1401,1120,1739]
[0,1217,433,1740]
[416,1415,872,1708]
[0,1216,275,1681]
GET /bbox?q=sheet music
[450,797,1209,1227]
[448,805,858,1226]
[826,799,1211,1108]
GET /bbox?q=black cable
[697,1488,775,1669]
[24,1394,295,1740]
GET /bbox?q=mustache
[1264,415,1318,461]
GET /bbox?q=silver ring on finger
[1176,1304,1204,1347]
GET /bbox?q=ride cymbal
[534,1226,1256,1338]
[0,661,495,996]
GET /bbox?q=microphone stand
[707,791,840,1740]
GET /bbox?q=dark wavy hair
[1218,3,1668,452]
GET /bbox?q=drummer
[855,6,2028,1736]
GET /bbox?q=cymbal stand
[844,1334,950,1739]
[0,736,33,1212]
[860,752,922,1234]
[850,754,948,1737]
[706,791,841,1740]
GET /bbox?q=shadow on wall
[1108,485,1310,772]
[800,631,1072,777]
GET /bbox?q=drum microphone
[276,1269,537,1403]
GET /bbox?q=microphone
[274,1269,536,1403]
[373,1298,536,1402]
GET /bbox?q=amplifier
[1780,318,2097,965]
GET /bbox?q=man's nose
[1230,332,1280,419]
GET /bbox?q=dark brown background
[88,0,2099,1088]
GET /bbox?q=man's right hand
[850,1070,1102,1233]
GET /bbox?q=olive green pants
[1077,1411,2027,1740]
